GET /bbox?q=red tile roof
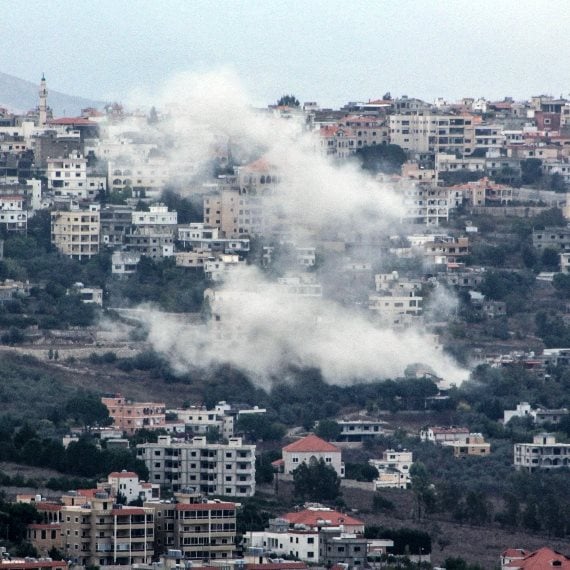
[503,549,528,559]
[108,471,138,478]
[36,502,62,511]
[176,502,236,511]
[282,508,363,528]
[282,434,340,453]
[111,508,147,516]
[506,547,570,570]
[48,117,96,126]
[242,157,273,173]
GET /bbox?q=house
[514,434,570,471]
[104,470,160,503]
[370,449,413,489]
[504,402,569,425]
[503,547,570,570]
[51,204,100,260]
[420,426,470,444]
[441,433,491,457]
[500,548,528,569]
[101,394,166,436]
[335,419,386,442]
[282,434,344,478]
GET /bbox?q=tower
[38,73,48,126]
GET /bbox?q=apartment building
[397,184,460,226]
[204,253,246,281]
[101,395,167,436]
[368,292,423,328]
[108,157,169,200]
[282,434,344,478]
[389,113,475,156]
[451,177,513,206]
[340,115,390,148]
[514,434,570,471]
[336,419,386,442]
[51,204,100,260]
[46,152,88,199]
[125,204,177,259]
[370,449,413,489]
[137,435,256,497]
[420,235,469,265]
[111,250,141,275]
[0,195,26,232]
[100,204,134,245]
[177,223,249,253]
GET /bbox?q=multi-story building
[441,433,491,458]
[370,449,413,489]
[389,113,475,156]
[282,434,344,478]
[0,195,27,232]
[368,292,423,328]
[137,435,256,497]
[46,152,105,200]
[419,235,469,265]
[111,250,141,275]
[125,204,177,259]
[100,204,134,246]
[108,157,169,200]
[177,223,249,253]
[204,253,246,281]
[514,434,570,471]
[101,395,167,436]
[51,204,100,260]
[340,115,390,148]
[504,401,569,425]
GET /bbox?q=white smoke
[117,69,469,387]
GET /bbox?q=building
[137,435,256,497]
[370,450,413,489]
[368,292,423,328]
[503,547,570,570]
[504,402,569,425]
[442,433,491,457]
[111,250,141,275]
[514,434,570,471]
[0,195,27,232]
[100,204,134,246]
[335,419,386,442]
[151,491,237,561]
[50,204,100,260]
[282,434,344,478]
[204,253,246,281]
[420,426,470,444]
[46,152,95,199]
[532,227,570,251]
[125,204,177,259]
[105,471,160,504]
[101,395,166,436]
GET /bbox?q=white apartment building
[370,449,413,489]
[0,195,27,232]
[125,204,177,259]
[397,184,461,226]
[132,204,177,227]
[178,223,250,254]
[108,157,169,200]
[375,271,422,295]
[514,434,570,471]
[277,275,323,297]
[105,471,160,503]
[46,152,97,199]
[245,525,321,563]
[171,405,235,439]
[389,113,475,155]
[368,292,423,328]
[136,435,256,497]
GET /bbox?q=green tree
[315,419,342,441]
[277,94,300,108]
[521,158,543,185]
[410,462,436,519]
[293,458,341,501]
[355,144,406,174]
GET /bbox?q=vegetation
[293,458,341,501]
[355,143,406,174]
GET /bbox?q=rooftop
[282,434,340,454]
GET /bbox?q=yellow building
[442,433,491,458]
[51,204,100,260]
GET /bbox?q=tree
[315,419,341,441]
[277,94,300,108]
[410,462,436,519]
[355,144,406,174]
[64,394,111,429]
[293,458,340,501]
[521,158,543,185]
[541,247,560,270]
[548,172,567,193]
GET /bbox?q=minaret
[38,73,48,126]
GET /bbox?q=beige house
[442,433,491,457]
[282,434,344,478]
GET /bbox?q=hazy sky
[2,0,569,107]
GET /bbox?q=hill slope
[0,71,105,116]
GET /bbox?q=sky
[2,0,569,108]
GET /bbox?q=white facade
[245,529,321,563]
[112,250,141,275]
[514,434,570,471]
[46,152,90,198]
[137,435,256,497]
[204,254,246,281]
[370,450,413,489]
[106,471,160,503]
[132,204,177,227]
[282,435,344,478]
[0,195,27,231]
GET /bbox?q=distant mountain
[0,71,105,116]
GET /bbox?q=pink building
[101,394,166,436]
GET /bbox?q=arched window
[266,175,272,184]
[260,176,266,184]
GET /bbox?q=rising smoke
[125,70,469,386]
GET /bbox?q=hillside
[0,71,104,115]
